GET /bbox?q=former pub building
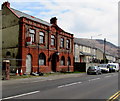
[2,2,74,74]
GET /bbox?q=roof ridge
[10,8,51,26]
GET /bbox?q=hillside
[74,38,118,57]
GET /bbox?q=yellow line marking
[107,91,120,101]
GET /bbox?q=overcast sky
[0,0,119,46]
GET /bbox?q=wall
[20,18,74,73]
[2,6,19,48]
[2,5,19,72]
[96,49,103,60]
[74,44,80,62]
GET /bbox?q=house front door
[51,53,59,72]
[26,55,32,74]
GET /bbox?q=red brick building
[2,2,74,74]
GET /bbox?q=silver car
[87,66,102,75]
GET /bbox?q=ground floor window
[60,56,65,65]
[67,57,71,66]
[39,53,46,65]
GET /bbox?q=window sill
[51,45,56,47]
[66,48,70,50]
[60,47,65,49]
[39,43,45,46]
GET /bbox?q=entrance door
[26,55,32,74]
[51,53,58,72]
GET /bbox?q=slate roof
[80,52,96,56]
[74,38,96,48]
[11,8,51,26]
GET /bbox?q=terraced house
[2,2,74,74]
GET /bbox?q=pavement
[2,73,86,85]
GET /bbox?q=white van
[108,63,119,72]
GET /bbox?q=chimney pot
[2,2,10,9]
[50,17,57,25]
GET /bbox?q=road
[2,72,119,100]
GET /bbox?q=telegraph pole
[103,38,106,63]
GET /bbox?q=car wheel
[96,72,98,75]
[87,72,89,75]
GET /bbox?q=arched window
[6,51,11,57]
[39,53,46,65]
[39,32,45,44]
[67,57,71,66]
[60,56,65,66]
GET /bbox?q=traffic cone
[20,69,23,76]
[16,69,19,76]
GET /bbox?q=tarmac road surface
[2,72,119,100]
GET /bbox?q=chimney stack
[50,17,57,25]
[2,2,10,9]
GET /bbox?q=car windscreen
[88,67,95,70]
[98,64,107,68]
[108,65,116,68]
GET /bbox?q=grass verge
[5,71,85,80]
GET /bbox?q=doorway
[51,53,58,72]
[26,54,32,74]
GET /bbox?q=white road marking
[104,74,109,76]
[88,78,100,82]
[2,91,40,100]
[58,81,82,88]
[32,81,41,83]
[48,79,53,80]
[113,74,118,76]
[105,75,111,78]
[20,80,46,83]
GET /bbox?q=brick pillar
[19,18,26,74]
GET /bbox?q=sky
[0,0,119,46]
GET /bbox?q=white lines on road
[104,75,111,78]
[20,80,46,84]
[113,74,118,76]
[58,81,82,88]
[20,79,53,84]
[48,79,53,81]
[2,91,40,100]
[88,78,100,82]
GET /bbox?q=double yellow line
[107,91,120,101]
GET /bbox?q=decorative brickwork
[2,2,74,74]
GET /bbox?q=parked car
[108,63,119,72]
[87,66,102,75]
[98,64,109,73]
[107,64,114,73]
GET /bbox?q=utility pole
[103,38,106,63]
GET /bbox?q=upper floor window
[60,38,64,48]
[66,39,70,49]
[29,29,35,43]
[51,35,55,46]
[39,32,45,44]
